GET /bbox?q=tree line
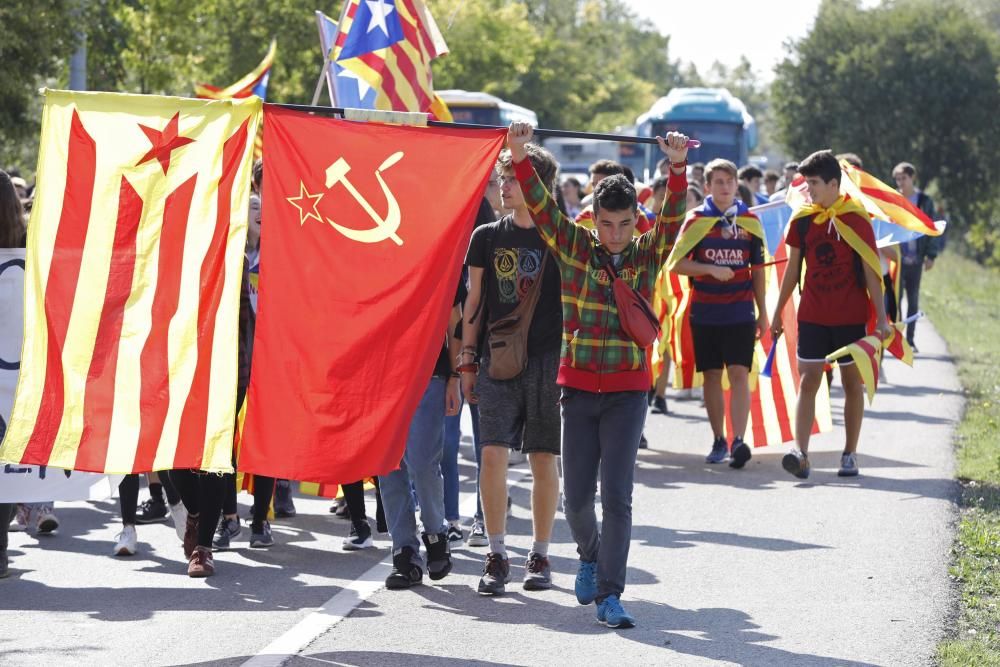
[1,0,997,263]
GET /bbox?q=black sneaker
[273,480,296,518]
[135,497,168,524]
[652,395,668,414]
[421,532,452,581]
[639,433,649,449]
[250,521,275,548]
[523,552,552,590]
[212,516,242,550]
[729,437,752,469]
[446,523,463,544]
[478,552,511,595]
[385,547,423,589]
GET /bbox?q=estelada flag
[827,333,884,405]
[239,105,504,483]
[0,90,260,474]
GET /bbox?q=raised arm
[649,133,690,266]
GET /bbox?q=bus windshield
[449,106,502,126]
[651,121,742,165]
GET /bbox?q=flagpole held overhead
[272,103,702,147]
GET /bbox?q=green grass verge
[922,253,1000,665]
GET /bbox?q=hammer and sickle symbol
[324,151,405,246]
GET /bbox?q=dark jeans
[561,388,647,601]
[900,263,923,344]
[442,402,482,522]
[0,503,14,552]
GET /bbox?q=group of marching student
[371,120,902,631]
[0,117,919,627]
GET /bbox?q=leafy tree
[0,0,76,172]
[772,0,1000,264]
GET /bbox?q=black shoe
[638,434,649,449]
[729,437,752,469]
[422,532,452,581]
[385,547,423,589]
[0,549,8,579]
[478,552,511,595]
[135,497,168,524]
[647,389,655,407]
[273,479,296,518]
[652,395,668,414]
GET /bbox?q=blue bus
[635,88,758,179]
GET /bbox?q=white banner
[0,248,117,503]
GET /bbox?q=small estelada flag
[0,90,261,474]
[827,334,884,405]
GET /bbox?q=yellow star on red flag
[286,182,324,226]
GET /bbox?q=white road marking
[245,466,531,666]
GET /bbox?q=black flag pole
[272,103,700,147]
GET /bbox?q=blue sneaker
[575,560,598,605]
[705,436,728,464]
[597,595,636,629]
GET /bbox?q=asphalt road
[1,322,962,666]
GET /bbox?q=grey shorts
[476,348,562,455]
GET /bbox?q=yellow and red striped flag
[0,90,261,474]
[827,334,884,405]
[195,39,275,160]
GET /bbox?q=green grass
[923,253,1000,665]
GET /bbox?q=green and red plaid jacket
[513,157,687,392]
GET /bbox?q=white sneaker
[10,505,30,532]
[35,506,59,535]
[113,525,138,556]
[169,502,188,542]
[342,522,374,550]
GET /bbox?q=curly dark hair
[593,173,636,213]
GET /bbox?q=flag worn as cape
[238,105,504,484]
[788,193,881,279]
[0,90,260,474]
[665,200,765,272]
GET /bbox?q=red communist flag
[239,105,505,483]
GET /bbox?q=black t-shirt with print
[466,215,562,355]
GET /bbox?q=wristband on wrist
[449,371,461,379]
[457,362,479,374]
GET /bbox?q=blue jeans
[442,401,482,522]
[379,377,448,561]
[561,388,647,600]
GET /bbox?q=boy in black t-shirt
[461,144,563,596]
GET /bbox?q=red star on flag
[136,112,195,174]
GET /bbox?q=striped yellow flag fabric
[0,90,261,474]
